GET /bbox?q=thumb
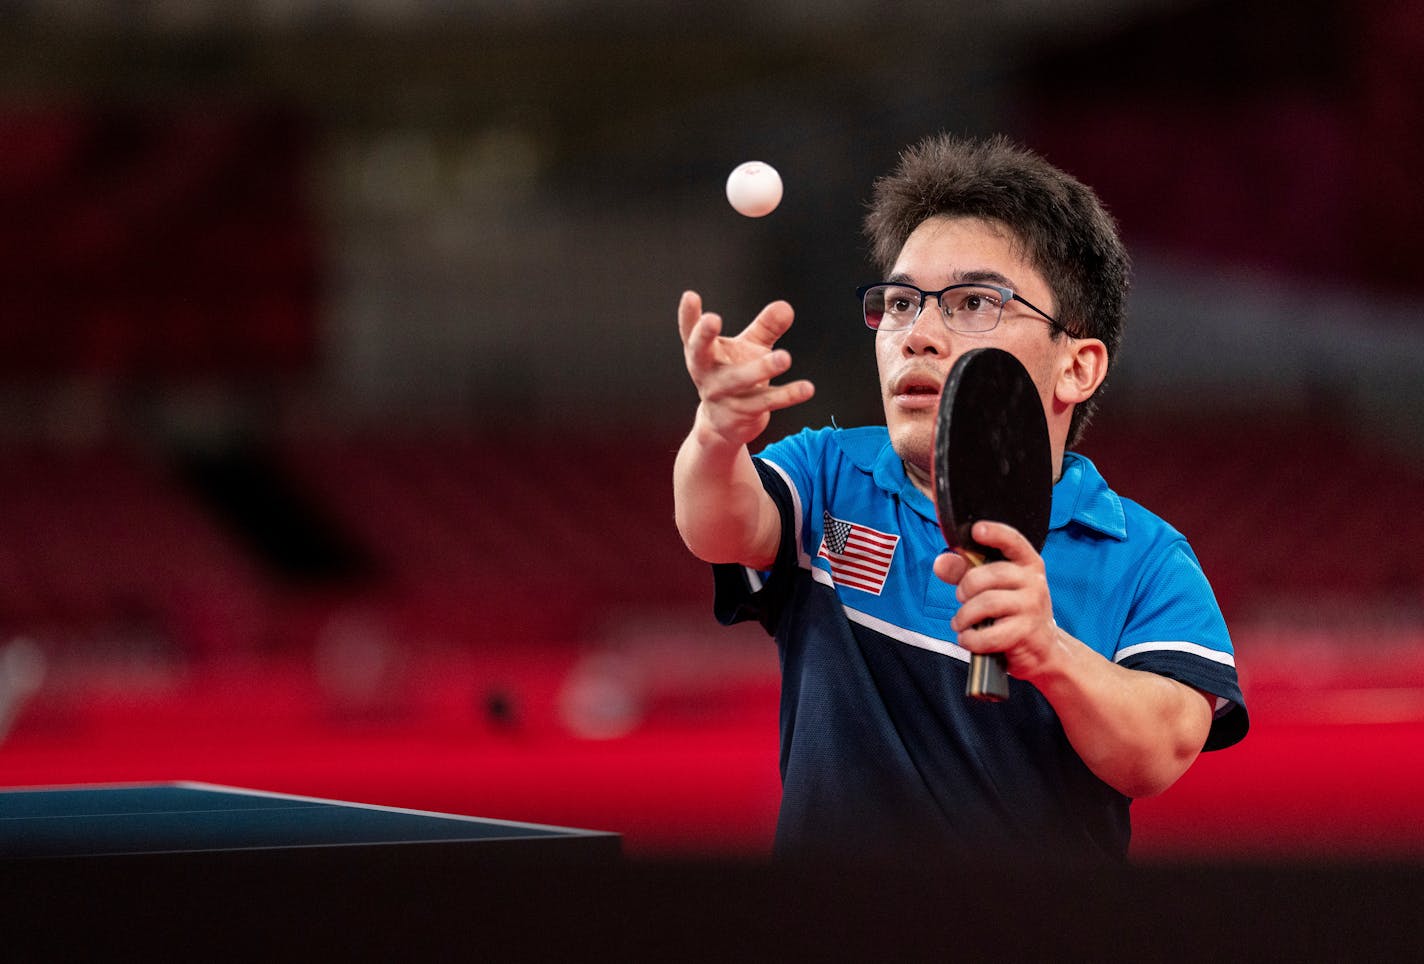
[934,550,968,585]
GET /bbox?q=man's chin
[886,423,933,479]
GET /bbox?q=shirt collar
[1051,452,1127,540]
[836,427,1126,540]
[833,427,939,520]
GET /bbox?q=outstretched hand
[678,290,815,449]
[934,520,1064,683]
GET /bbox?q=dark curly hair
[864,133,1130,447]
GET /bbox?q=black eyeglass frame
[856,281,1074,337]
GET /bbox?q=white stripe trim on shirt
[810,567,970,663]
[759,458,811,569]
[813,569,1238,680]
[1114,640,1236,668]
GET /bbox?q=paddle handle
[967,653,1010,702]
[958,549,1011,702]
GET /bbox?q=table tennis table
[1,781,622,953]
[0,781,619,862]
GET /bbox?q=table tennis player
[673,133,1248,861]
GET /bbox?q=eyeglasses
[857,281,1070,336]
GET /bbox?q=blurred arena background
[2,0,1424,862]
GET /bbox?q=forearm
[1029,631,1214,799]
[673,408,780,568]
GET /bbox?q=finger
[951,590,1003,633]
[683,311,724,372]
[970,521,1038,565]
[741,300,796,349]
[933,551,968,586]
[953,615,1021,655]
[699,348,792,401]
[677,290,704,346]
[702,373,811,419]
[951,619,994,653]
[699,377,814,434]
[951,593,1023,639]
[762,378,815,412]
[954,556,1046,610]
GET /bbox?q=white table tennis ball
[725,161,782,217]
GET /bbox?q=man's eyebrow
[957,269,1018,290]
[883,268,1021,290]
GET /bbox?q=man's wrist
[691,408,753,456]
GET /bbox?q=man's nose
[903,298,951,354]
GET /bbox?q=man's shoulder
[759,425,888,469]
[1059,452,1188,547]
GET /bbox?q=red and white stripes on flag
[817,510,899,595]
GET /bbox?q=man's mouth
[891,371,945,406]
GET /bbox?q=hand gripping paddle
[933,348,1053,702]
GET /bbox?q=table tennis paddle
[933,347,1052,702]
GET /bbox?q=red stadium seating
[0,106,318,381]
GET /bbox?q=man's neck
[903,460,934,500]
[903,454,1066,502]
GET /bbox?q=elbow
[676,509,723,564]
[676,501,777,569]
[676,509,742,565]
[1103,746,1195,800]
[1116,715,1210,799]
[1120,746,1200,800]
[1119,681,1216,799]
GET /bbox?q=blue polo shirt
[713,425,1247,861]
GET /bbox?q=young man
[674,133,1247,861]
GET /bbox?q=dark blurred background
[2,0,1423,861]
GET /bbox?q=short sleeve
[1115,542,1248,751]
[712,457,801,634]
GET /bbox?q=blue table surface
[0,783,607,859]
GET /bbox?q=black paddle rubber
[933,348,1052,702]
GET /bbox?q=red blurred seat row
[1,419,1420,656]
[0,106,317,380]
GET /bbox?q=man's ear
[1056,338,1109,406]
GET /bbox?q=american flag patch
[817,510,899,595]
